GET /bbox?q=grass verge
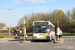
[0,35,14,38]
[62,33,75,36]
[18,33,33,36]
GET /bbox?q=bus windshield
[33,26,50,33]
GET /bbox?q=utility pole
[57,18,59,42]
[57,15,60,42]
[8,9,11,37]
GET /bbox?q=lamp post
[8,9,11,37]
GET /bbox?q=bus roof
[33,21,55,27]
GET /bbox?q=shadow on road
[8,38,32,42]
[31,40,50,42]
[8,36,55,43]
[8,38,53,43]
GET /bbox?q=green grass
[62,33,75,36]
[0,35,13,38]
[18,33,33,36]
[26,33,33,36]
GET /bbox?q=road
[0,36,75,50]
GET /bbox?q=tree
[0,23,6,27]
[72,8,75,23]
[67,10,71,23]
[50,9,70,32]
[17,9,75,33]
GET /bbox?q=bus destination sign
[34,22,48,25]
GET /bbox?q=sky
[0,0,75,27]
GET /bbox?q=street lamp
[8,9,11,37]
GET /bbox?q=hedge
[62,33,75,36]
[17,33,75,36]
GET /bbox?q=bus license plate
[43,33,46,38]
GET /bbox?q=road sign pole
[57,18,60,42]
[24,19,25,41]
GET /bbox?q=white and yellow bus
[33,21,55,41]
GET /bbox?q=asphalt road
[0,36,75,50]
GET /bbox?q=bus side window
[50,25,54,32]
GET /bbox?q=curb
[20,41,31,43]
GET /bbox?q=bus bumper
[32,36,50,40]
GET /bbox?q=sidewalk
[0,38,15,43]
[0,36,32,43]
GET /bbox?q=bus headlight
[33,34,34,36]
[49,34,50,35]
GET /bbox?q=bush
[14,36,23,39]
[18,34,24,36]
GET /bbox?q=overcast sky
[0,0,75,27]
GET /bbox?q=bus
[33,21,55,41]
